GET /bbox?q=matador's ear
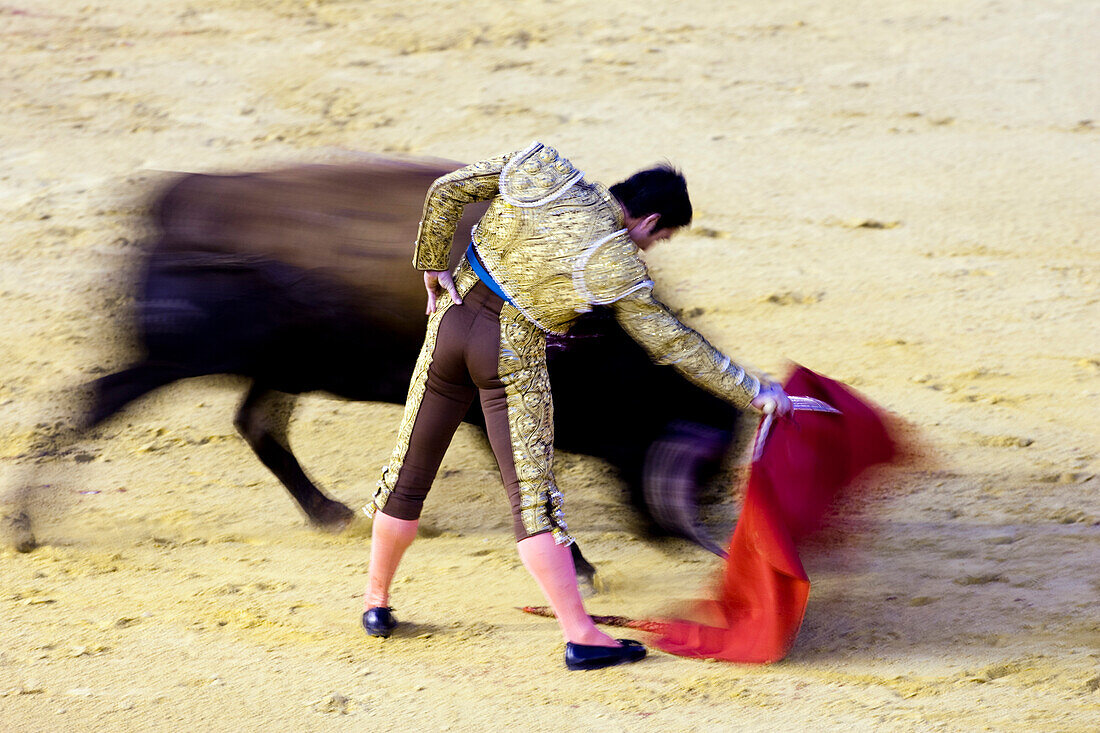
[638,213,661,234]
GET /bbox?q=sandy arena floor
[1,1,1098,730]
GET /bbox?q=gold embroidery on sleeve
[611,288,762,409]
[414,154,510,271]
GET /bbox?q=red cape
[653,366,897,663]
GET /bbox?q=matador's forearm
[413,153,510,271]
[612,288,762,409]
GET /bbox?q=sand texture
[1,1,1098,730]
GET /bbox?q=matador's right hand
[424,270,462,315]
[751,381,793,417]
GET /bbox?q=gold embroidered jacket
[414,141,761,409]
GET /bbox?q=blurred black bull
[21,157,743,575]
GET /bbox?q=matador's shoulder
[578,231,653,306]
[498,141,584,208]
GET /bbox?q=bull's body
[13,157,741,575]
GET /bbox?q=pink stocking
[516,532,620,647]
[364,511,419,609]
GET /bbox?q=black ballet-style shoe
[362,607,398,638]
[564,639,647,671]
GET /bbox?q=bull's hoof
[3,511,38,553]
[572,552,600,596]
[576,569,603,597]
[308,501,356,533]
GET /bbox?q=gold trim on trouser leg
[497,304,573,546]
[364,260,480,518]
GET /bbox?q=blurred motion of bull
[10,156,743,581]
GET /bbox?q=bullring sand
[1,1,1097,730]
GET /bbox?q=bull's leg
[233,384,355,531]
[3,361,189,552]
[85,361,194,428]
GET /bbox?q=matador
[361,141,791,670]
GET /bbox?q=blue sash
[465,243,514,305]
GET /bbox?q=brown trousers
[372,280,568,542]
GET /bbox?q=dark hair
[608,164,692,231]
